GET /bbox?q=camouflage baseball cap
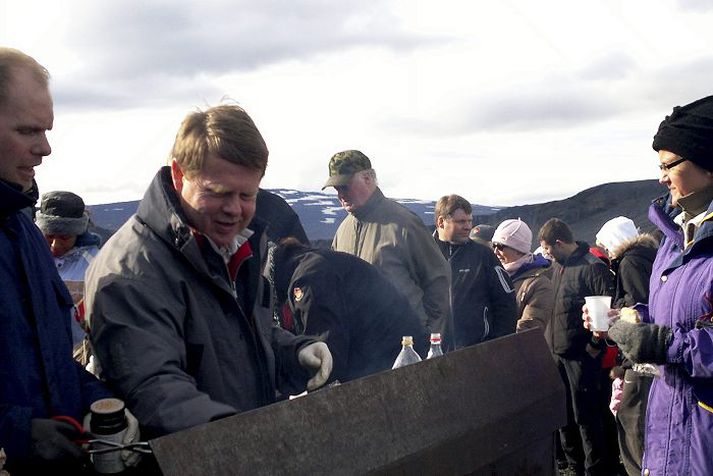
[322,150,372,189]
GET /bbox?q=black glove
[30,418,85,464]
[608,320,672,364]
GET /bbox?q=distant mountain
[473,179,667,245]
[87,190,500,242]
[87,180,666,246]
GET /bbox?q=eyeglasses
[492,243,509,251]
[658,157,687,172]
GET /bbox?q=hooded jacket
[0,180,110,471]
[434,234,517,349]
[86,167,313,438]
[609,234,658,309]
[510,254,553,333]
[270,245,427,381]
[332,188,451,337]
[640,195,713,475]
[546,241,614,357]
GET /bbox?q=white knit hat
[492,218,532,254]
[596,216,638,252]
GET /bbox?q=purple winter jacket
[643,196,713,476]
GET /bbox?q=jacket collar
[432,229,468,259]
[650,192,713,255]
[512,253,550,279]
[136,167,193,248]
[559,241,591,266]
[352,187,386,220]
[0,179,34,218]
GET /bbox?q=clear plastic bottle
[392,335,422,369]
[427,333,443,359]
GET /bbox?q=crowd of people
[2,46,712,476]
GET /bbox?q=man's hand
[30,418,84,464]
[298,342,333,391]
[608,320,672,364]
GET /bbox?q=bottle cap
[430,333,441,343]
[401,336,414,346]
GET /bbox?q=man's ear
[170,159,185,193]
[436,216,445,229]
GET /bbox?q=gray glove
[608,320,673,364]
[298,342,333,391]
[30,418,85,464]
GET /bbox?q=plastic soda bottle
[392,335,422,369]
[427,333,443,359]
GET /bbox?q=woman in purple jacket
[596,96,713,475]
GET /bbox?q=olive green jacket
[332,188,451,337]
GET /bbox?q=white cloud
[2,0,712,206]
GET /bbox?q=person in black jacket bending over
[433,194,517,350]
[267,238,427,382]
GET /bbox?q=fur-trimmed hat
[35,191,89,236]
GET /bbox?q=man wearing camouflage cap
[324,150,451,345]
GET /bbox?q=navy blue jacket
[0,180,110,470]
[271,244,427,381]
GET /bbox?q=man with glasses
[433,194,516,350]
[86,105,333,438]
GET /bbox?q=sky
[2,0,713,207]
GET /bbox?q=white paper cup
[585,296,612,331]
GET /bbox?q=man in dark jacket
[268,238,427,382]
[86,105,332,438]
[539,218,614,476]
[434,195,517,350]
[0,47,112,474]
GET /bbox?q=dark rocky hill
[473,179,666,246]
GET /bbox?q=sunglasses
[492,243,509,251]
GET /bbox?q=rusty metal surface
[150,329,566,475]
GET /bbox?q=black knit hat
[35,191,89,236]
[652,95,713,171]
